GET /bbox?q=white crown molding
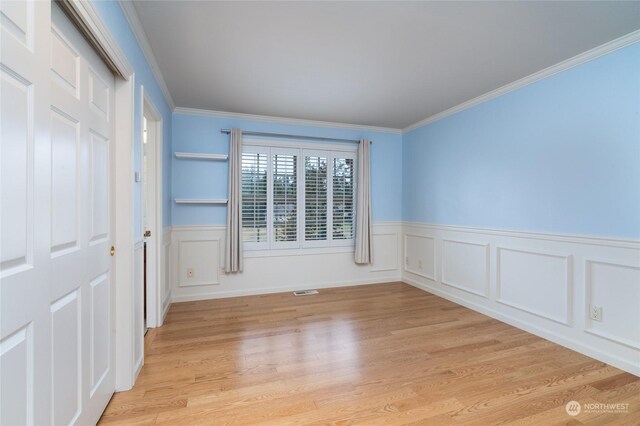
[119,0,176,110]
[174,107,403,135]
[403,29,640,133]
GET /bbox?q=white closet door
[1,1,53,425]
[1,2,116,425]
[50,4,116,425]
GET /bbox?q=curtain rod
[220,129,371,144]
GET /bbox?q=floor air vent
[293,290,319,296]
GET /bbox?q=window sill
[244,245,355,258]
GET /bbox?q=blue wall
[92,0,173,231]
[172,113,403,225]
[403,43,640,239]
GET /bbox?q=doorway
[141,89,163,329]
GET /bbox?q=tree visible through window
[304,156,327,241]
[273,154,297,242]
[241,151,267,243]
[332,157,354,240]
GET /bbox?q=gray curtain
[355,139,372,264]
[225,128,243,272]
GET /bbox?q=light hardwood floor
[100,282,640,425]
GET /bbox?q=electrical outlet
[590,305,603,322]
[418,260,423,270]
[187,268,194,279]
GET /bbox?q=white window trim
[245,138,358,153]
[242,139,357,253]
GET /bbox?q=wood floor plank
[100,282,640,425]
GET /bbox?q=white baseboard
[162,293,171,318]
[401,222,640,377]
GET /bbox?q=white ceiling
[131,1,640,129]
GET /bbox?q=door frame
[57,0,139,391]
[114,75,137,391]
[140,87,164,329]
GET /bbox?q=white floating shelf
[174,152,228,160]
[174,198,228,204]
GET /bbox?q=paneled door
[1,2,116,425]
[0,0,52,424]
[49,3,116,425]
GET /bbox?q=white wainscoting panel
[586,259,640,350]
[178,239,220,287]
[371,233,398,272]
[170,222,402,302]
[441,239,489,298]
[404,234,435,280]
[402,222,640,377]
[497,247,572,325]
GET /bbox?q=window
[242,141,356,251]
